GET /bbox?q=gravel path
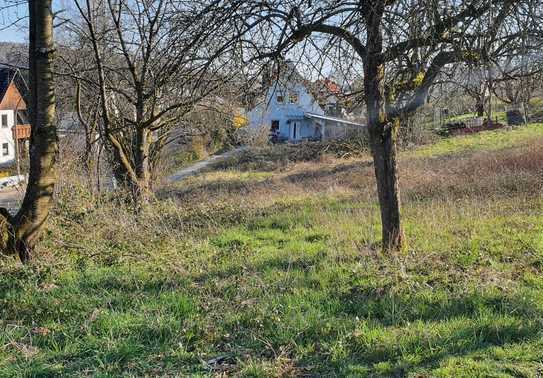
[167,147,245,183]
[0,187,24,214]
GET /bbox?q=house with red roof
[0,67,30,166]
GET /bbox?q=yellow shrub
[233,114,249,129]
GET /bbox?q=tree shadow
[159,160,373,205]
[170,245,543,375]
[5,244,540,377]
[281,161,372,184]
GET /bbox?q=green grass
[414,122,543,158]
[445,111,507,124]
[2,125,543,376]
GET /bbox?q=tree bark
[133,127,152,203]
[476,97,485,117]
[364,1,405,251]
[0,0,58,262]
[368,119,404,250]
[107,128,152,205]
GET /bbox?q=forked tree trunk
[364,2,405,251]
[107,129,152,205]
[0,0,58,262]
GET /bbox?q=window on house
[276,95,284,103]
[2,143,8,156]
[289,92,299,104]
[1,114,8,128]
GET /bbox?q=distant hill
[0,42,27,69]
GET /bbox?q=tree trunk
[133,127,152,203]
[476,97,485,117]
[368,120,404,250]
[0,0,58,262]
[107,127,152,205]
[364,2,405,251]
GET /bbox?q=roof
[304,112,366,127]
[0,67,17,102]
[315,78,342,95]
[0,67,27,105]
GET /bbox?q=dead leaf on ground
[31,327,51,336]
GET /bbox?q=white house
[247,67,365,143]
[0,108,16,165]
[0,67,30,166]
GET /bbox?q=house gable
[0,67,27,112]
[248,80,324,131]
[0,81,26,111]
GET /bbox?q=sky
[0,0,69,43]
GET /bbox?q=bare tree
[64,0,242,204]
[0,0,58,262]
[492,38,543,122]
[238,0,543,250]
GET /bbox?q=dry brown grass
[161,137,543,216]
[402,141,543,202]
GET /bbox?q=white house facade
[0,67,30,167]
[0,109,16,165]
[247,76,365,143]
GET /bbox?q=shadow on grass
[281,161,371,183]
[343,312,540,376]
[158,160,371,202]
[3,250,541,377]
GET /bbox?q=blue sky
[0,0,27,42]
[0,0,68,43]
[1,25,26,43]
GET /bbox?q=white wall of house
[248,81,324,141]
[0,110,15,165]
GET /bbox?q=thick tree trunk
[0,0,58,262]
[368,120,404,250]
[364,2,405,251]
[15,0,58,262]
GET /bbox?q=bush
[529,97,543,110]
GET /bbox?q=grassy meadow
[1,124,543,376]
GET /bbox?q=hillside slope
[1,125,543,376]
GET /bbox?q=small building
[0,67,30,166]
[247,64,365,143]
